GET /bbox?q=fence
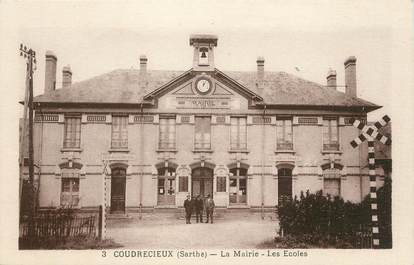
[353,225,373,249]
[20,213,97,241]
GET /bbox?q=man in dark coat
[183,194,193,224]
[205,194,215,224]
[195,195,204,223]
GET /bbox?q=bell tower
[190,34,218,71]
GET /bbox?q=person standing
[183,194,193,224]
[195,195,204,223]
[205,194,215,224]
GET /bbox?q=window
[229,167,247,204]
[276,118,293,150]
[216,176,226,192]
[61,178,80,206]
[63,116,81,148]
[157,167,176,195]
[111,116,128,149]
[195,116,211,149]
[323,118,339,151]
[179,176,188,192]
[230,117,247,150]
[278,168,292,204]
[159,117,176,149]
[323,168,341,197]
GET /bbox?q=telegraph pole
[19,44,37,236]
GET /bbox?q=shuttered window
[111,116,128,149]
[195,116,211,149]
[276,118,293,150]
[159,117,176,149]
[323,118,339,151]
[230,117,247,150]
[63,116,81,148]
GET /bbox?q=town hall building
[26,34,386,214]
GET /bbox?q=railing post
[98,205,103,240]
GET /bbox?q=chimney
[326,68,337,90]
[256,56,265,88]
[344,56,357,97]
[44,50,57,93]
[139,55,147,76]
[139,55,148,89]
[62,65,72,88]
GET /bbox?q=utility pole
[19,44,37,236]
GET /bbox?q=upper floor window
[230,117,247,150]
[111,116,128,149]
[276,117,293,150]
[159,117,176,149]
[323,118,339,151]
[63,116,81,148]
[195,116,211,150]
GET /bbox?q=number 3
[102,250,106,257]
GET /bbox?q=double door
[191,167,213,198]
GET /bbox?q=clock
[195,78,212,94]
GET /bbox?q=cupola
[189,34,218,71]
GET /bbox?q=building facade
[27,35,387,214]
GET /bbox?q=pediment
[143,69,263,111]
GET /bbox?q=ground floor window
[157,167,176,205]
[278,168,292,205]
[229,168,247,204]
[323,168,341,197]
[61,178,79,207]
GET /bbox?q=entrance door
[278,168,292,205]
[111,168,126,213]
[229,168,247,204]
[191,167,213,198]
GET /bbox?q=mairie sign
[176,97,231,109]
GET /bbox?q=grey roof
[34,68,380,111]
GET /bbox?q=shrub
[277,179,391,249]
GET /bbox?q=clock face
[196,78,211,94]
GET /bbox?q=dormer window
[199,47,209,65]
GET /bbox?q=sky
[1,0,410,121]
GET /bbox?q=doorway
[191,167,213,198]
[278,168,292,205]
[111,168,126,213]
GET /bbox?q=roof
[33,68,380,111]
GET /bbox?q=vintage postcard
[0,1,413,264]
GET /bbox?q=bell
[200,51,207,58]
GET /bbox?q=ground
[107,213,278,248]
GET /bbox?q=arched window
[278,168,292,204]
[157,167,176,205]
[60,162,82,207]
[229,167,247,204]
[322,167,341,197]
[110,166,127,213]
